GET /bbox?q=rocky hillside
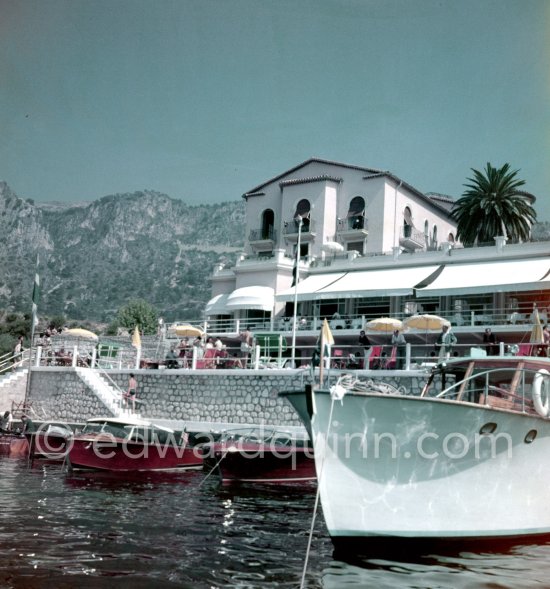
[2,180,550,325]
[0,182,245,322]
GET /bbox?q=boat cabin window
[81,422,105,435]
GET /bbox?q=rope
[300,393,337,589]
[335,373,408,396]
[198,449,228,487]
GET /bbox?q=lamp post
[291,215,303,368]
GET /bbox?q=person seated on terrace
[226,354,244,369]
[177,338,189,357]
[165,347,180,369]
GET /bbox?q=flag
[530,305,543,344]
[321,318,334,346]
[132,326,141,348]
[31,254,40,330]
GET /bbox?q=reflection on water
[0,456,549,588]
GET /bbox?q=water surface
[0,457,549,588]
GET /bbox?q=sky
[1,0,549,218]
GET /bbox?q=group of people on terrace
[163,329,253,369]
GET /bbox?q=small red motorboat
[68,417,203,472]
[202,427,316,484]
[26,423,74,460]
[0,433,29,458]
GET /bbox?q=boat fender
[533,369,550,418]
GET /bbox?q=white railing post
[253,344,260,369]
[192,347,197,370]
[91,348,97,368]
[35,346,42,367]
[72,345,78,367]
[405,342,411,370]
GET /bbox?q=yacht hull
[282,389,550,542]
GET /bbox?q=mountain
[2,180,550,325]
[0,182,245,322]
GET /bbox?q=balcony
[336,216,368,240]
[249,227,277,249]
[283,218,316,243]
[400,225,426,250]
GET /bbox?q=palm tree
[451,163,537,245]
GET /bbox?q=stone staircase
[75,367,133,418]
[0,368,29,412]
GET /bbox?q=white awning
[276,266,441,301]
[205,293,230,315]
[226,286,275,311]
[276,272,346,302]
[416,258,550,297]
[315,265,442,299]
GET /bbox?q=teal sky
[1,0,549,218]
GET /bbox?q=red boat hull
[69,435,203,471]
[26,431,70,459]
[0,434,29,458]
[205,441,316,484]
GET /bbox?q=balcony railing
[400,225,426,250]
[337,216,368,232]
[249,227,277,242]
[283,218,316,235]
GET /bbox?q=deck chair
[368,346,383,369]
[385,345,397,369]
[197,348,216,369]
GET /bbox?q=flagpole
[290,215,303,369]
[318,322,326,386]
[25,254,40,403]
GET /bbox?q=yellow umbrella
[403,313,450,344]
[64,327,98,341]
[132,326,141,348]
[173,324,204,338]
[403,314,450,332]
[365,317,403,333]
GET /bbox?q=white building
[204,158,545,364]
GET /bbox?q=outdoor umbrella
[173,324,204,338]
[403,313,451,344]
[64,328,98,341]
[403,314,450,332]
[365,317,404,333]
[322,241,345,254]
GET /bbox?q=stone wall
[27,367,443,426]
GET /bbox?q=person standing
[12,336,24,370]
[436,325,457,361]
[239,328,253,368]
[483,328,497,356]
[0,411,12,432]
[358,330,372,368]
[124,373,138,412]
[391,329,407,369]
[20,414,35,434]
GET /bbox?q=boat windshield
[81,421,178,443]
[219,428,308,447]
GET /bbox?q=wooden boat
[0,433,29,457]
[201,427,316,484]
[26,423,74,459]
[281,356,550,551]
[67,416,203,471]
